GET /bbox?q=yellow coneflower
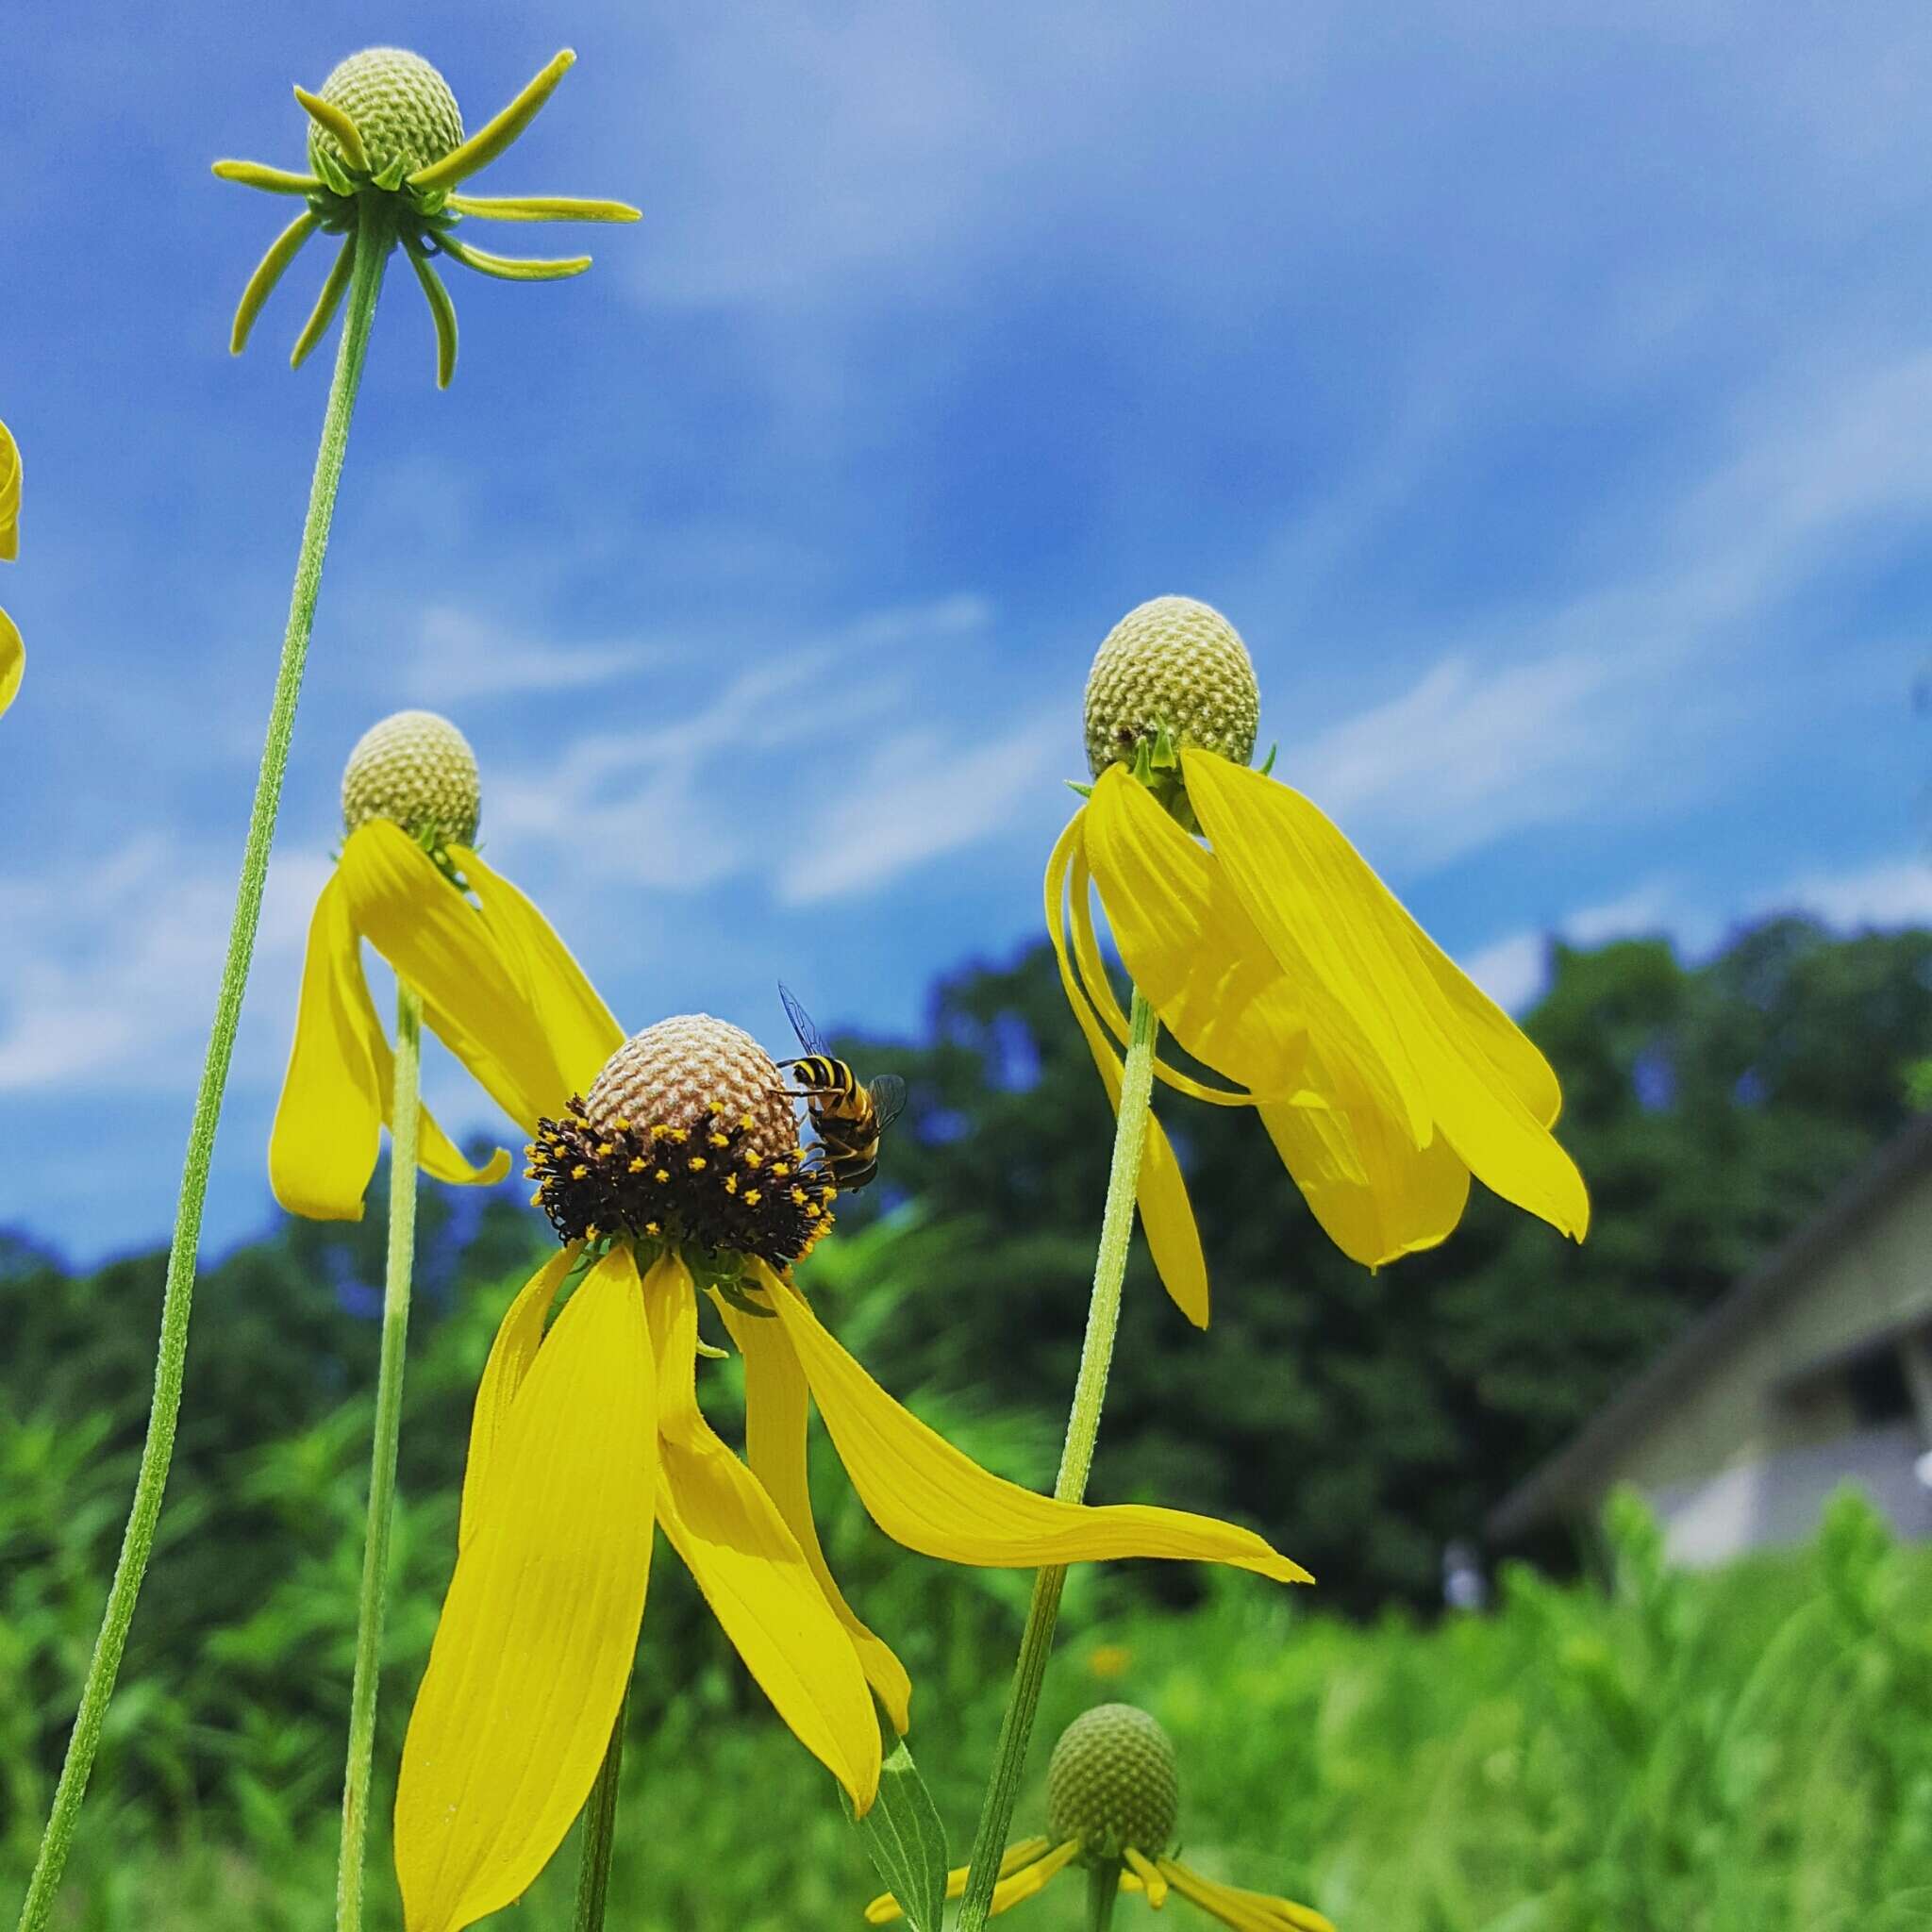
[1,417,23,715]
[869,1704,1336,1932]
[1051,595,1588,1310]
[270,709,622,1219]
[394,1015,1311,1932]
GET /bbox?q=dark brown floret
[527,1093,835,1268]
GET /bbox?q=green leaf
[843,1738,949,1932]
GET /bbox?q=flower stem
[1086,1863,1122,1932]
[956,987,1160,1932]
[336,981,422,1932]
[572,1688,630,1932]
[13,203,392,1932]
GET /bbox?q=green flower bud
[341,709,480,847]
[1046,1703,1180,1864]
[308,47,464,184]
[1082,595,1260,781]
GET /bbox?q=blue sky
[4,1,1931,1264]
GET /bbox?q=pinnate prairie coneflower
[270,709,622,1220]
[1053,594,1589,1303]
[393,1013,1310,1932]
[1,418,21,715]
[870,1704,1335,1932]
[216,45,639,385]
[270,711,625,1932]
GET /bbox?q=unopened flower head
[865,1701,1334,1930]
[528,1015,835,1267]
[1083,595,1260,782]
[341,708,481,848]
[215,44,641,385]
[1048,1703,1179,1864]
[308,48,464,183]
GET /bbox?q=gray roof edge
[1487,1112,1932,1542]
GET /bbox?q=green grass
[8,1456,1932,1930]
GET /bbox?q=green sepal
[290,235,356,370]
[1257,741,1278,777]
[311,146,357,199]
[843,1738,950,1932]
[408,48,576,194]
[373,154,410,192]
[293,85,369,174]
[212,158,325,197]
[1065,778,1094,799]
[440,234,591,282]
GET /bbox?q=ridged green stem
[572,1688,630,1932]
[335,981,422,1932]
[956,988,1160,1932]
[14,201,393,1932]
[1087,1862,1122,1932]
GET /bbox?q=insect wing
[777,980,828,1058]
[867,1073,908,1135]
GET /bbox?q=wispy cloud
[405,604,653,702]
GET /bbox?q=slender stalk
[336,982,423,1931]
[1086,1862,1122,1932]
[14,202,393,1932]
[572,1688,630,1932]
[956,989,1160,1932]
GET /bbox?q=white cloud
[406,604,652,702]
[0,839,329,1093]
[1756,857,1932,931]
[778,715,1063,905]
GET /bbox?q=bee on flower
[867,1703,1335,1931]
[1049,596,1590,1320]
[270,709,623,1220]
[393,1013,1312,1932]
[1,418,22,715]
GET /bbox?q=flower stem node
[1047,1705,1179,1868]
[341,708,481,849]
[1083,597,1261,815]
[530,1015,831,1267]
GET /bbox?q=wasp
[776,983,908,1192]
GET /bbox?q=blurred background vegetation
[5,915,1932,1926]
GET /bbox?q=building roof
[1488,1112,1932,1542]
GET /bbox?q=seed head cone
[587,1016,799,1166]
[308,46,464,180]
[1083,595,1260,779]
[1046,1703,1181,1862]
[341,709,481,845]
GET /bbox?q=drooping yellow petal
[0,608,20,718]
[270,874,387,1221]
[1157,1857,1337,1932]
[338,821,570,1131]
[647,1256,882,1813]
[865,1839,1055,1924]
[457,843,623,1098]
[718,1294,913,1733]
[1124,1847,1169,1906]
[1183,751,1589,1241]
[990,1839,1083,1914]
[763,1268,1308,1582]
[1054,808,1250,1109]
[458,1244,583,1548]
[269,872,509,1221]
[394,1244,655,1932]
[0,417,20,560]
[1258,1041,1470,1269]
[1082,774,1311,1103]
[1046,820,1210,1327]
